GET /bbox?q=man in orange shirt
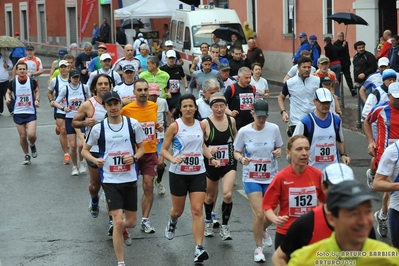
[120,78,163,234]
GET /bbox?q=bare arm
[359,85,367,103]
[278,93,288,123]
[190,57,198,74]
[374,173,399,192]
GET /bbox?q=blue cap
[298,32,307,38]
[309,35,317,41]
[58,49,68,57]
[382,69,397,81]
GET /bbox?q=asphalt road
[0,75,388,266]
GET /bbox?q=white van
[170,4,248,75]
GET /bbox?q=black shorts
[102,181,138,212]
[54,112,66,120]
[167,92,181,111]
[205,164,237,181]
[169,172,206,196]
[87,152,99,169]
[65,118,85,134]
[389,208,399,248]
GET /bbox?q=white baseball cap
[388,82,399,98]
[314,88,333,102]
[166,50,176,58]
[165,40,173,46]
[323,163,354,185]
[58,60,69,67]
[100,53,112,61]
[378,57,390,67]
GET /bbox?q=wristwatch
[280,110,286,115]
[133,156,138,163]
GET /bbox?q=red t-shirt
[262,164,325,235]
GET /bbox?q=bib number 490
[184,156,199,165]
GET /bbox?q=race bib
[108,150,131,173]
[248,158,271,179]
[315,142,336,162]
[239,93,254,110]
[17,93,31,106]
[170,79,180,93]
[255,90,264,101]
[388,139,399,146]
[288,186,317,217]
[69,97,84,110]
[140,121,155,142]
[180,152,201,172]
[209,145,229,166]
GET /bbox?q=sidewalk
[262,68,363,133]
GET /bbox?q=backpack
[302,113,340,146]
[229,83,256,99]
[97,69,115,87]
[98,116,136,154]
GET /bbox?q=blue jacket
[10,40,26,58]
[389,45,399,72]
[211,57,229,71]
[293,40,311,64]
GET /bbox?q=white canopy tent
[114,0,191,19]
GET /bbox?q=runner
[5,62,39,165]
[139,56,170,100]
[148,83,170,196]
[202,93,237,240]
[112,44,141,76]
[120,78,163,234]
[292,88,350,172]
[224,67,256,130]
[113,65,136,106]
[87,53,121,89]
[263,135,325,250]
[160,50,187,116]
[75,42,98,84]
[12,45,43,90]
[189,42,209,74]
[162,93,219,264]
[53,69,90,175]
[87,44,108,73]
[48,60,70,164]
[288,180,398,266]
[49,49,68,77]
[196,79,220,120]
[250,63,269,100]
[233,99,283,262]
[272,163,369,265]
[72,74,111,223]
[374,139,399,248]
[48,54,75,83]
[82,91,146,266]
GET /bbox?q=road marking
[0,124,57,130]
[237,189,248,200]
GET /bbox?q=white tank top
[65,84,86,118]
[13,77,36,115]
[169,118,205,175]
[309,113,338,172]
[88,97,107,153]
[114,83,135,102]
[100,117,138,183]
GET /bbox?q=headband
[209,98,227,107]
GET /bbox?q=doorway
[379,0,397,37]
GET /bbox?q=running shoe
[123,228,132,246]
[254,246,266,262]
[155,180,166,196]
[63,153,70,165]
[30,144,37,158]
[374,211,388,237]
[219,225,232,240]
[211,212,220,228]
[262,228,273,247]
[194,245,209,263]
[108,220,114,236]
[71,166,79,176]
[204,221,214,237]
[89,199,99,218]
[366,169,374,189]
[55,125,60,135]
[79,161,87,174]
[141,219,155,234]
[23,154,31,165]
[165,220,177,240]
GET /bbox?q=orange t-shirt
[121,101,158,153]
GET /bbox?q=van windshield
[192,23,247,48]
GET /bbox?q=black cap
[218,63,231,71]
[69,69,80,78]
[102,91,121,104]
[122,64,135,72]
[253,100,269,116]
[320,76,333,84]
[26,44,35,50]
[202,55,212,63]
[327,180,376,211]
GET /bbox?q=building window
[19,2,28,41]
[324,0,333,35]
[246,0,257,33]
[5,4,13,36]
[283,0,296,36]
